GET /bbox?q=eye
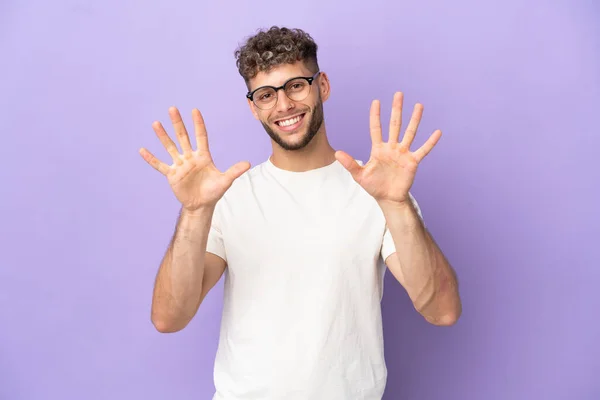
[255,89,275,102]
[287,81,306,92]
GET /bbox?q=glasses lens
[285,78,311,102]
[253,87,277,109]
[251,77,313,109]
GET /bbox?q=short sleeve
[380,192,423,262]
[206,201,227,262]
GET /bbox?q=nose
[275,88,295,113]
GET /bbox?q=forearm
[380,200,461,325]
[151,206,214,332]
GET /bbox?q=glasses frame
[246,71,321,109]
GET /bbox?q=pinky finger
[413,130,442,163]
[139,147,171,175]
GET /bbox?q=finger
[224,161,251,182]
[335,150,362,179]
[399,103,424,150]
[168,106,193,156]
[152,121,182,165]
[139,147,171,175]
[388,92,404,143]
[192,108,210,153]
[413,130,442,162]
[369,100,383,145]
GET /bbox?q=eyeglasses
[246,71,320,110]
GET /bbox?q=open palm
[335,92,441,204]
[139,107,250,211]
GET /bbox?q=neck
[269,127,336,172]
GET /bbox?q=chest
[221,183,387,277]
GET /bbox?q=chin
[261,100,323,151]
[275,129,314,151]
[263,120,314,152]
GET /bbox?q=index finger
[192,108,210,153]
[370,100,383,144]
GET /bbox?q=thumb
[335,150,362,179]
[224,161,251,181]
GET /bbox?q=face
[247,62,330,151]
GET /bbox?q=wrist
[176,205,215,241]
[181,204,215,218]
[377,198,422,230]
[377,198,413,213]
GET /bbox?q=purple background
[1,0,599,399]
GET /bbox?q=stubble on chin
[262,101,324,152]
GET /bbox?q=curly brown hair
[234,26,319,85]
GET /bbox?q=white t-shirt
[207,158,422,400]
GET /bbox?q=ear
[317,72,331,102]
[247,98,260,120]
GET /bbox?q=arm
[334,92,461,326]
[380,199,461,326]
[151,206,226,333]
[139,107,248,333]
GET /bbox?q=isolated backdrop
[1,0,599,399]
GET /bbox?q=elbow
[153,321,181,333]
[425,305,462,326]
[151,314,186,333]
[426,312,460,326]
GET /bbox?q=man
[140,26,461,400]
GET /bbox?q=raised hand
[139,107,251,211]
[335,92,441,205]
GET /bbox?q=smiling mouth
[275,113,306,129]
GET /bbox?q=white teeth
[278,115,301,127]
